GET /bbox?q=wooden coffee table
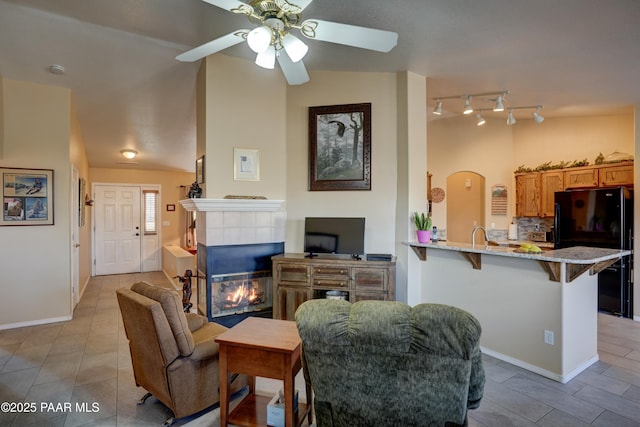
[216,317,313,427]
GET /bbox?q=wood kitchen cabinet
[515,173,540,217]
[564,166,599,189]
[272,254,396,320]
[540,171,564,217]
[515,161,633,218]
[599,162,634,187]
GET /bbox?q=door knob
[74,244,80,248]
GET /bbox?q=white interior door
[94,185,142,275]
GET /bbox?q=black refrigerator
[554,187,633,318]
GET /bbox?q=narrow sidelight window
[143,190,158,234]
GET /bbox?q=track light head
[507,110,517,125]
[493,95,505,112]
[463,96,473,115]
[476,113,486,126]
[532,108,544,124]
[433,100,443,115]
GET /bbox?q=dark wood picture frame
[309,103,371,191]
[195,155,205,184]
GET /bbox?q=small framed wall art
[234,148,260,181]
[195,155,205,184]
[1,167,54,226]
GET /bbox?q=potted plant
[411,212,432,243]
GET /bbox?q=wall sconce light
[120,149,138,159]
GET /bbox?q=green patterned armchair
[295,299,485,426]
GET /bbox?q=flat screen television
[304,217,365,258]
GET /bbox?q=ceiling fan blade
[300,19,398,52]
[176,30,249,62]
[291,0,313,11]
[201,0,249,12]
[277,50,310,85]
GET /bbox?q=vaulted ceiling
[1,0,639,172]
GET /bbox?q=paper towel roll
[508,223,518,240]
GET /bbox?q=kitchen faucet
[471,225,489,246]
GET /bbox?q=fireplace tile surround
[179,198,286,324]
[181,198,286,246]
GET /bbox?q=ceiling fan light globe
[247,26,272,53]
[282,34,308,63]
[255,45,276,69]
[120,149,137,159]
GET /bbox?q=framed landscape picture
[1,167,54,226]
[309,103,371,191]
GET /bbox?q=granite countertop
[406,241,631,264]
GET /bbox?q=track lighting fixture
[431,90,544,126]
[433,100,443,115]
[463,96,473,115]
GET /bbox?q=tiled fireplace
[179,199,286,327]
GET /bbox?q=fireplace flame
[218,279,265,310]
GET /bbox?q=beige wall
[199,55,287,200]
[0,77,73,327]
[285,70,399,255]
[513,114,634,168]
[428,115,514,232]
[69,96,92,297]
[89,168,194,247]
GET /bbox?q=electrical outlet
[544,330,554,345]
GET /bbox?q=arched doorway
[446,172,485,243]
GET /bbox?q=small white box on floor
[267,389,298,427]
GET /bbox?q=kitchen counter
[404,240,631,383]
[408,241,629,264]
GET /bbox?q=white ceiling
[1,0,639,172]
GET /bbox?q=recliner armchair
[117,281,244,425]
[295,299,485,426]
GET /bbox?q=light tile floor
[0,272,639,426]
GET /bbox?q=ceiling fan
[176,0,398,85]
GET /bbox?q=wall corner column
[396,71,427,305]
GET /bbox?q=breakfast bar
[405,241,631,383]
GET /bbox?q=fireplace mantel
[179,198,285,212]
